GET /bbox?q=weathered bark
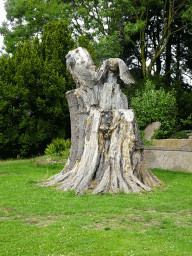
[43,47,161,194]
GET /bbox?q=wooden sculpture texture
[44,47,161,194]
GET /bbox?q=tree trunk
[165,34,172,83]
[43,47,161,194]
[44,90,161,194]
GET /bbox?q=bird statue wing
[96,58,134,86]
[118,59,135,86]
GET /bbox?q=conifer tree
[0,20,75,158]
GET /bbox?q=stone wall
[152,139,192,149]
[144,140,192,172]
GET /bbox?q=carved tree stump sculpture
[44,47,161,194]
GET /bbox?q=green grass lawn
[0,159,192,256]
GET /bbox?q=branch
[147,29,171,75]
[163,0,168,21]
[128,36,141,55]
[172,23,192,34]
[174,0,186,14]
[163,54,184,77]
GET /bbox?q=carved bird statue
[66,47,135,89]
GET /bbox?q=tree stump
[43,47,161,194]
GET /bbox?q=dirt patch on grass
[82,209,192,231]
[0,173,18,176]
[34,158,67,165]
[0,213,60,227]
[1,208,191,230]
[0,206,16,213]
[24,215,59,227]
[0,206,62,227]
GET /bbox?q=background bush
[44,138,71,158]
[170,130,189,139]
[131,79,178,138]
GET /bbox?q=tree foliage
[61,0,192,78]
[1,0,192,80]
[0,20,75,158]
[0,0,66,53]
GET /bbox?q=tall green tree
[1,0,192,78]
[63,0,192,76]
[1,0,192,89]
[0,20,75,158]
[0,0,66,54]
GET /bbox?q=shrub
[172,81,192,130]
[170,130,189,139]
[45,138,71,157]
[131,79,178,138]
[180,114,192,129]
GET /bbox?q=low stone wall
[144,145,192,173]
[152,139,192,149]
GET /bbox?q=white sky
[0,0,6,52]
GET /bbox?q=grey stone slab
[144,122,161,141]
[144,148,192,172]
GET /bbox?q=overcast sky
[0,0,7,51]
